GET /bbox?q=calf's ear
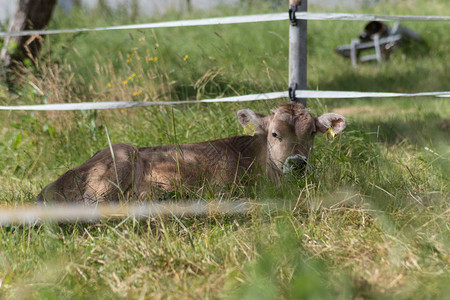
[237,109,267,134]
[315,113,347,135]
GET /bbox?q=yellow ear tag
[243,122,256,136]
[325,127,335,140]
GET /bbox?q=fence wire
[1,90,449,111]
[0,201,254,226]
[0,12,449,38]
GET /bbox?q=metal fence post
[288,0,307,105]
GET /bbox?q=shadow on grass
[319,65,435,93]
[349,115,449,147]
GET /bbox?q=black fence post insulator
[289,4,299,26]
[289,83,297,102]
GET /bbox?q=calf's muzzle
[282,154,308,174]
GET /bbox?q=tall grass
[0,0,449,298]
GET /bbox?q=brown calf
[37,103,346,204]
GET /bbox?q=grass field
[0,0,449,299]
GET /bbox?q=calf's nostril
[291,157,307,166]
[288,155,307,166]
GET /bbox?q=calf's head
[237,103,347,175]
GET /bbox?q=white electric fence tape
[0,12,449,38]
[0,90,449,111]
[0,201,253,226]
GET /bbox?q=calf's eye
[272,132,281,139]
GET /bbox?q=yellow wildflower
[183,55,189,61]
[132,73,136,77]
[108,83,112,88]
[132,90,143,97]
[123,80,128,85]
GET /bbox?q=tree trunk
[0,0,57,68]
